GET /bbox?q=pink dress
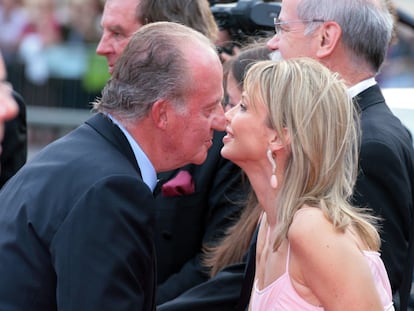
[250,245,394,311]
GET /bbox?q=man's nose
[96,34,110,56]
[267,34,280,52]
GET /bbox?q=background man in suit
[264,0,414,309]
[0,21,225,310]
[96,0,247,304]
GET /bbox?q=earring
[267,149,278,189]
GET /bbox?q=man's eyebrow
[203,99,221,110]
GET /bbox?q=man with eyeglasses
[262,0,414,310]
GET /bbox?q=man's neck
[348,77,377,98]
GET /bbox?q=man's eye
[204,107,215,117]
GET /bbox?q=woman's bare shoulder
[288,206,335,251]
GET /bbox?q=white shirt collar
[107,114,157,192]
[347,77,377,98]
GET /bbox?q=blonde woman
[221,58,394,310]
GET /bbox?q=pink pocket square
[161,170,195,197]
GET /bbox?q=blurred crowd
[0,0,413,110]
[0,0,106,109]
[379,21,414,87]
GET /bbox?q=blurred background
[0,0,412,156]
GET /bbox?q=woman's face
[221,90,273,169]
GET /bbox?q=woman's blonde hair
[244,58,380,250]
[203,190,261,277]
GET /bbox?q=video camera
[211,0,281,46]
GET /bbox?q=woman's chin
[220,145,234,162]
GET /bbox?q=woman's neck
[244,169,279,227]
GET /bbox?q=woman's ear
[316,21,342,59]
[269,128,290,152]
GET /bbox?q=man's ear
[316,21,342,59]
[151,99,169,129]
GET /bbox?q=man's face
[96,0,143,74]
[163,49,226,166]
[267,0,320,60]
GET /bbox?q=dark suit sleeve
[0,91,27,187]
[353,139,412,293]
[156,158,245,304]
[50,176,156,310]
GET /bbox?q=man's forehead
[280,0,300,18]
[104,0,139,18]
[102,0,142,31]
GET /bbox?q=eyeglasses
[273,17,325,35]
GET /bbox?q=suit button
[162,231,172,240]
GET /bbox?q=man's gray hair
[93,21,215,121]
[297,0,393,72]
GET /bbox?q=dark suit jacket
[155,130,246,304]
[157,263,245,311]
[0,113,156,310]
[235,84,414,311]
[0,90,27,187]
[157,226,258,311]
[352,84,414,310]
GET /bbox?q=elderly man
[96,0,247,304]
[0,22,224,311]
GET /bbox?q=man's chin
[190,152,208,165]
